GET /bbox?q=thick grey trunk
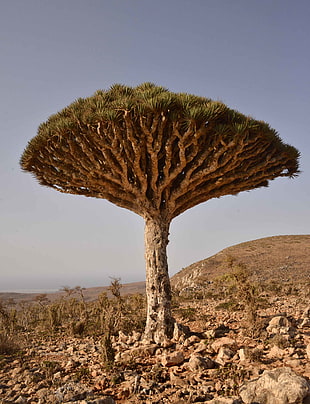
[143,217,174,344]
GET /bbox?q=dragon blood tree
[20,83,300,343]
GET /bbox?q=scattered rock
[55,382,93,402]
[169,371,189,387]
[2,275,310,404]
[285,358,302,367]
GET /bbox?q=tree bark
[143,216,174,344]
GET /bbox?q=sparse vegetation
[215,363,251,396]
[0,280,147,344]
[1,236,310,403]
[268,334,290,349]
[222,257,261,334]
[0,333,20,355]
[173,306,197,322]
[101,331,116,368]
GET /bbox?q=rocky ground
[1,292,310,404]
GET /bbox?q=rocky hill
[171,235,310,290]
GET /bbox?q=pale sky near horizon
[1,0,309,292]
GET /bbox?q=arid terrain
[1,234,310,404]
[0,282,146,305]
[172,234,310,288]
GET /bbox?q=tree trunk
[143,216,174,344]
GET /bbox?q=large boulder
[239,367,309,404]
[187,354,215,371]
[266,316,291,335]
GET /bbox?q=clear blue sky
[1,0,309,291]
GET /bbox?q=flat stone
[188,354,215,371]
[194,340,208,353]
[206,398,241,404]
[211,337,236,353]
[267,345,286,358]
[15,396,27,404]
[285,358,302,367]
[161,351,184,367]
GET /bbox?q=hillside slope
[2,235,309,303]
[171,235,310,290]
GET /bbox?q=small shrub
[269,334,290,349]
[0,333,20,355]
[218,256,261,336]
[0,300,18,335]
[145,363,169,384]
[41,360,61,378]
[203,290,220,300]
[215,299,237,311]
[265,281,282,295]
[249,348,264,362]
[73,366,91,382]
[109,277,122,299]
[101,332,115,368]
[215,363,251,396]
[174,307,197,321]
[69,320,86,337]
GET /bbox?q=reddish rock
[161,351,185,367]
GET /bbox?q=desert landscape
[1,0,309,403]
[1,234,310,404]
